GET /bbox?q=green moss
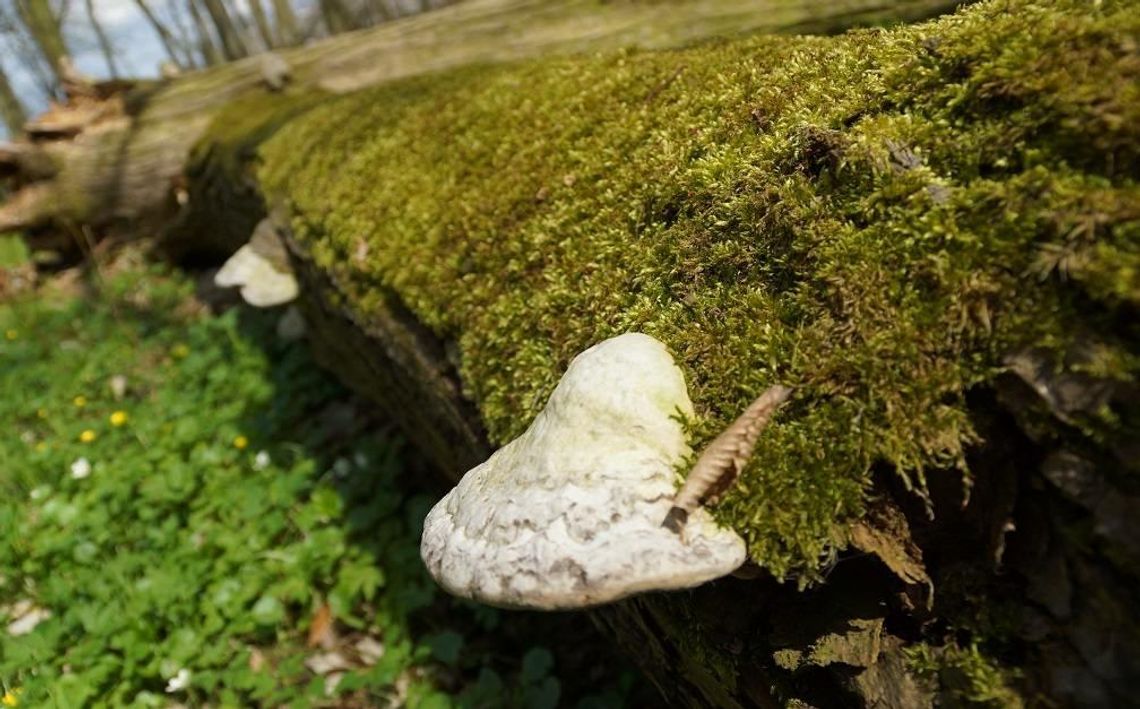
[176,89,328,254]
[904,642,1024,708]
[257,0,1140,577]
[189,88,328,185]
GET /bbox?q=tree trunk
[0,65,27,136]
[188,0,224,66]
[0,0,962,237]
[183,2,1140,705]
[270,0,299,46]
[197,0,247,61]
[319,0,355,34]
[247,0,276,49]
[15,0,68,87]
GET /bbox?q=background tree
[14,0,68,87]
[319,0,355,34]
[0,62,27,134]
[197,0,247,61]
[133,0,192,69]
[270,0,298,46]
[187,0,223,66]
[83,0,118,77]
[246,0,275,49]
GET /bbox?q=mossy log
[7,0,1140,706]
[221,1,1139,705]
[0,0,958,239]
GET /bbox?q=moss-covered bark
[151,0,1140,705]
[259,0,1137,574]
[0,0,958,237]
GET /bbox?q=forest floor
[0,243,650,708]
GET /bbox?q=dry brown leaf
[307,602,336,649]
[664,385,792,533]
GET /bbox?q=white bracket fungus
[214,218,299,307]
[420,332,750,610]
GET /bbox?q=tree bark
[133,0,189,68]
[318,0,355,34]
[15,0,68,87]
[0,0,965,239]
[269,0,299,46]
[197,0,248,60]
[188,0,224,66]
[247,0,276,49]
[0,64,27,136]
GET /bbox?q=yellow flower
[79,429,97,443]
[171,343,190,359]
[233,435,249,450]
[34,442,46,452]
[73,395,87,408]
[109,411,128,427]
[36,408,47,419]
[3,688,20,706]
[4,329,16,341]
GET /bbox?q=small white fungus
[214,219,299,308]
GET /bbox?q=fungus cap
[214,218,298,307]
[420,332,746,610]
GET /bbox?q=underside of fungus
[420,332,749,610]
[214,218,299,307]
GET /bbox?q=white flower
[109,374,128,399]
[70,457,91,480]
[165,668,191,693]
[6,599,51,636]
[253,450,271,470]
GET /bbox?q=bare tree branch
[84,0,119,78]
[133,0,187,68]
[187,0,223,66]
[197,0,248,60]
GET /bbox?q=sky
[0,0,438,139]
[3,0,175,115]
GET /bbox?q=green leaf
[424,630,464,667]
[250,595,285,626]
[523,677,561,709]
[520,647,554,683]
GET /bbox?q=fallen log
[0,0,960,240]
[171,0,1140,705]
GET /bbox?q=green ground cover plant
[0,262,640,707]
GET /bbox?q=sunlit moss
[905,642,1024,708]
[256,0,1139,577]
